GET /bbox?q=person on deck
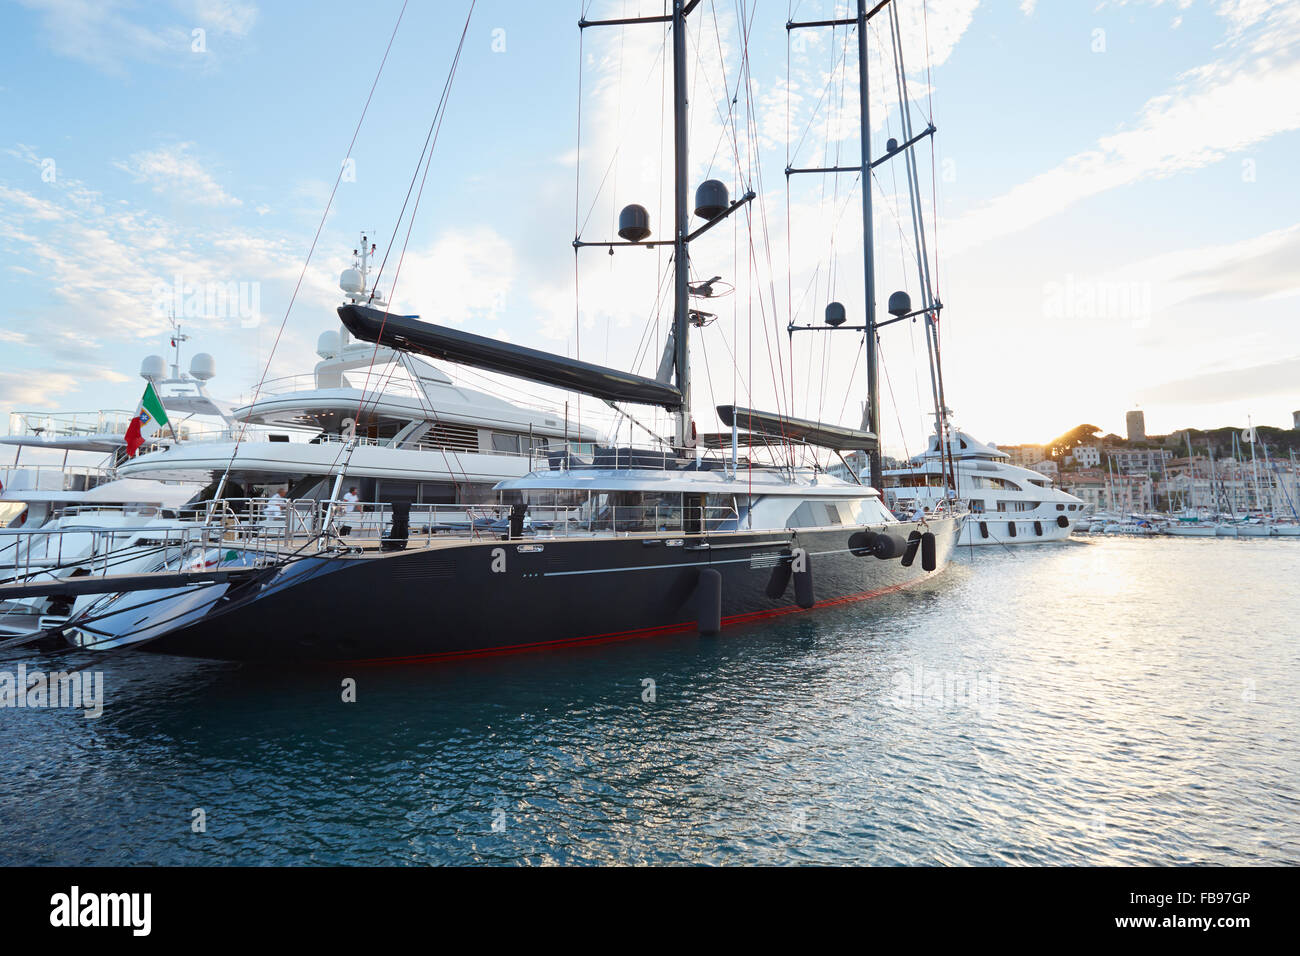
[265,488,286,519]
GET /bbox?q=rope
[212,0,410,494]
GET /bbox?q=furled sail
[716,405,877,451]
[339,305,683,409]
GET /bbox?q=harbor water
[1,536,1296,865]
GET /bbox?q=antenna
[167,310,189,379]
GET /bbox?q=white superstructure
[117,236,601,505]
[881,423,1085,546]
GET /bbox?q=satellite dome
[340,267,365,296]
[140,355,166,381]
[825,302,847,327]
[189,352,216,381]
[887,290,912,317]
[617,204,651,243]
[694,180,729,220]
[316,330,341,359]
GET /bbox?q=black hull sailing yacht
[76,518,958,663]
[56,0,965,663]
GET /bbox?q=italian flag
[124,382,170,457]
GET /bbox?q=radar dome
[617,205,651,243]
[140,355,166,381]
[694,180,729,220]
[189,352,216,381]
[887,290,912,317]
[340,267,365,296]
[316,330,341,359]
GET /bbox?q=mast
[1209,445,1218,515]
[1247,416,1261,513]
[573,2,753,449]
[857,0,881,490]
[786,1,945,493]
[671,0,692,451]
[1260,435,1275,516]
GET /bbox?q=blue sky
[1,0,1298,461]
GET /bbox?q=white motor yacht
[881,421,1085,546]
[117,244,601,509]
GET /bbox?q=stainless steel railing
[0,493,744,593]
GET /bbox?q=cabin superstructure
[883,421,1083,545]
[117,238,601,504]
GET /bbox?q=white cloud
[0,365,128,408]
[947,3,1300,253]
[185,0,256,36]
[1136,355,1300,408]
[115,143,242,208]
[0,158,335,349]
[15,0,257,74]
[1117,222,1300,309]
[370,226,517,329]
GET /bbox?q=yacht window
[415,421,480,453]
[785,500,846,528]
[785,501,818,528]
[491,433,521,454]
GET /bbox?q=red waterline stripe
[343,576,928,666]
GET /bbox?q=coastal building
[1067,444,1100,467]
[997,444,1049,470]
[1062,471,1106,510]
[1061,469,1152,512]
[1108,447,1171,475]
[1126,409,1146,442]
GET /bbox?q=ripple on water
[0,537,1297,864]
